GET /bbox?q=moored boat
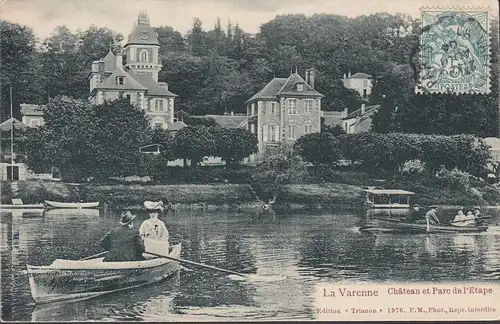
[26,239,181,304]
[360,217,488,234]
[44,200,100,209]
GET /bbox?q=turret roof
[125,12,159,46]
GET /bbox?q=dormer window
[117,77,125,85]
[297,83,304,91]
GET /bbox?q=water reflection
[1,208,500,321]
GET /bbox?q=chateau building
[89,12,177,129]
[245,68,324,160]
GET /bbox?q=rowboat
[360,217,488,234]
[44,200,100,209]
[26,238,181,304]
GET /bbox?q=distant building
[484,137,500,163]
[21,104,45,127]
[245,68,324,160]
[321,109,348,128]
[342,104,380,134]
[192,114,248,129]
[88,12,177,129]
[342,71,373,99]
[0,118,28,180]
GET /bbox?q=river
[1,207,500,321]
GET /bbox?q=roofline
[124,42,160,47]
[363,189,415,195]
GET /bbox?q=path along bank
[2,179,500,211]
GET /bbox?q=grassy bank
[4,169,500,210]
[7,181,262,211]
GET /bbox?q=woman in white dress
[139,200,169,241]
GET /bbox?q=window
[287,99,297,115]
[119,92,124,98]
[305,125,313,134]
[363,80,369,87]
[288,125,296,140]
[297,83,304,91]
[268,125,276,142]
[155,122,163,128]
[139,50,148,62]
[363,89,367,97]
[271,102,277,115]
[126,94,131,103]
[117,77,124,85]
[305,100,313,113]
[155,99,164,111]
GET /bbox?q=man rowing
[100,211,145,262]
[424,205,440,225]
[405,204,421,223]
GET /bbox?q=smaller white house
[343,72,373,99]
[342,104,380,134]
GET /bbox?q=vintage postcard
[1,0,499,322]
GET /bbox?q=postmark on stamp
[417,7,491,94]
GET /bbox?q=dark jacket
[406,209,421,222]
[100,225,145,262]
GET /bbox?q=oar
[449,215,492,224]
[145,251,250,278]
[79,251,108,260]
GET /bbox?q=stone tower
[124,11,162,81]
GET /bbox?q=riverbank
[2,173,500,211]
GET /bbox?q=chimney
[348,71,351,78]
[305,69,310,84]
[231,111,234,116]
[361,103,366,115]
[343,107,348,117]
[116,50,123,69]
[309,68,315,89]
[343,73,347,79]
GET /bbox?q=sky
[1,0,498,40]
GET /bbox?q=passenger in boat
[462,210,477,226]
[424,205,440,225]
[406,204,421,222]
[100,211,145,262]
[139,200,169,241]
[453,206,466,222]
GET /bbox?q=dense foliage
[293,132,492,177]
[2,13,497,136]
[25,97,258,180]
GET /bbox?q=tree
[293,132,342,167]
[25,97,152,180]
[214,128,258,168]
[171,126,217,167]
[252,152,308,202]
[187,18,207,56]
[0,21,42,120]
[154,26,186,55]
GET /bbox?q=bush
[1,181,13,204]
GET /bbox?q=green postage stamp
[418,7,491,94]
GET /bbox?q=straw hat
[120,211,136,225]
[144,200,164,212]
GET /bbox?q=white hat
[144,200,164,211]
